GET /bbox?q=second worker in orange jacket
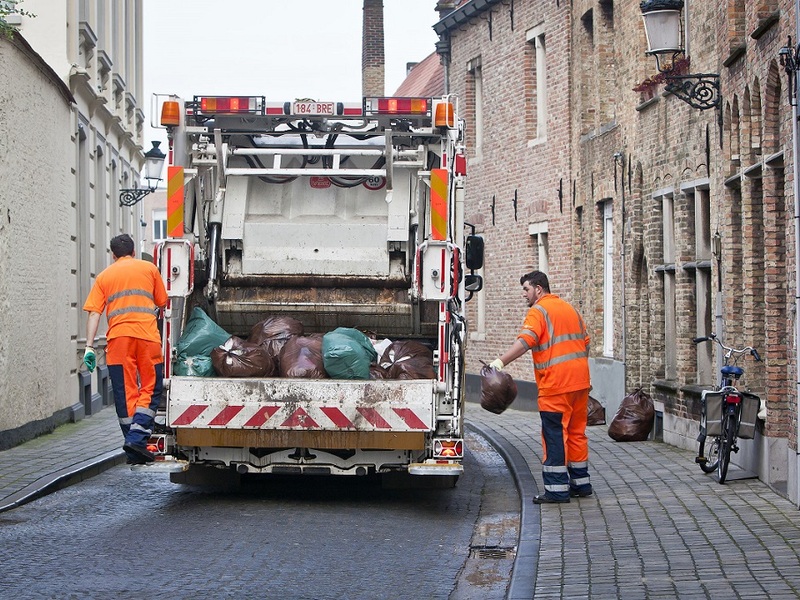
[489,270,593,504]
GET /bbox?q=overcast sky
[142,0,440,148]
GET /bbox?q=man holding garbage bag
[487,270,592,504]
[83,234,168,464]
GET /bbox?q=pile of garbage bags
[174,308,435,381]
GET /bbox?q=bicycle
[693,333,762,484]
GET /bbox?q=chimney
[436,0,457,20]
[362,0,385,97]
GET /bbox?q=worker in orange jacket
[489,270,592,504]
[83,234,168,465]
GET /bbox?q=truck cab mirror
[464,274,483,293]
[465,235,484,270]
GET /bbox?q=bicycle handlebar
[692,333,762,362]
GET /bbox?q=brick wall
[442,0,799,480]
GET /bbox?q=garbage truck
[148,93,483,485]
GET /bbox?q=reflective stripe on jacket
[517,293,590,396]
[83,256,168,343]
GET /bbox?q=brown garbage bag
[379,341,435,380]
[479,365,518,415]
[587,395,606,426]
[248,316,305,360]
[369,364,389,379]
[608,388,654,441]
[279,334,328,378]
[211,336,276,377]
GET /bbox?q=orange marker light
[161,100,180,127]
[434,102,454,128]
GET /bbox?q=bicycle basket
[738,392,760,439]
[701,390,723,437]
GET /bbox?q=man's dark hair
[110,234,135,258]
[520,270,550,293]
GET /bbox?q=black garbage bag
[608,388,654,441]
[479,365,518,415]
[587,395,606,426]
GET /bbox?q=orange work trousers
[538,389,591,498]
[106,336,164,448]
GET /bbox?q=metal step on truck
[147,94,483,487]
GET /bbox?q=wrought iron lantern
[119,141,167,206]
[640,0,720,110]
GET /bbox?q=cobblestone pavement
[4,402,800,599]
[480,406,800,599]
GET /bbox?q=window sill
[750,12,779,40]
[527,136,547,148]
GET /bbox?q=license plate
[292,101,336,116]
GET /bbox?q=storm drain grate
[470,545,517,560]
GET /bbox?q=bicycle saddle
[721,365,744,378]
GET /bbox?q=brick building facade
[435,0,800,503]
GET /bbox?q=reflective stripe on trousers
[539,389,592,497]
[107,336,164,449]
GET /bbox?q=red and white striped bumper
[167,377,436,432]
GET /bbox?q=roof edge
[433,0,505,35]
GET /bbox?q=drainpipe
[614,152,627,387]
[793,0,800,508]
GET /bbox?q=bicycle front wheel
[700,436,721,473]
[717,410,736,484]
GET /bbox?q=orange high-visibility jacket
[517,293,590,397]
[83,256,168,344]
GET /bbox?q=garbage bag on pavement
[587,395,606,426]
[608,388,655,442]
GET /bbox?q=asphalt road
[0,430,517,600]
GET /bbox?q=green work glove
[489,358,504,371]
[83,347,96,372]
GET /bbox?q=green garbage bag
[322,328,378,380]
[173,355,215,377]
[176,307,231,361]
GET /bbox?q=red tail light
[725,394,741,404]
[433,439,464,458]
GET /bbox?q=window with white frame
[686,183,713,383]
[657,191,677,380]
[529,221,549,274]
[602,201,614,356]
[152,210,167,242]
[468,57,483,158]
[526,25,547,142]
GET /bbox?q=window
[526,25,547,142]
[691,185,713,383]
[529,222,549,274]
[467,57,483,158]
[602,201,614,357]
[152,210,167,242]
[658,192,677,380]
